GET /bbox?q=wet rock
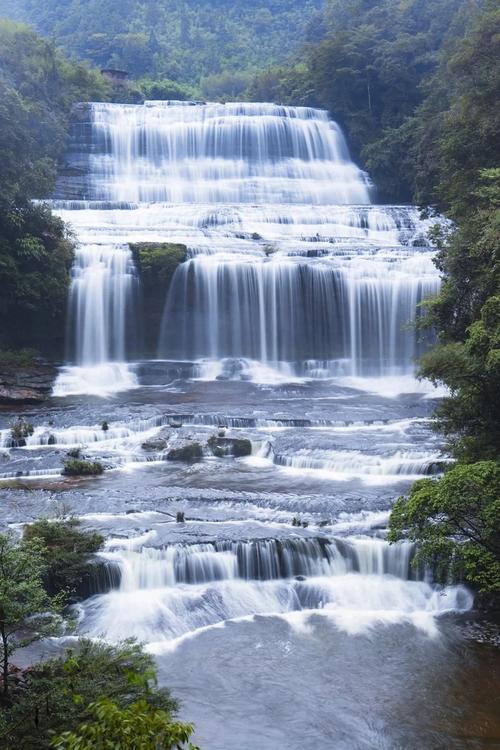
[142,428,172,451]
[208,434,252,457]
[166,440,203,462]
[0,385,46,404]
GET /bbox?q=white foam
[53,363,139,397]
[339,375,448,399]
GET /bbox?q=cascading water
[51,100,441,392]
[76,101,372,205]
[81,537,472,644]
[6,99,489,749]
[53,240,139,397]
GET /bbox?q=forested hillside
[0,0,323,90]
[0,20,108,352]
[247,0,483,202]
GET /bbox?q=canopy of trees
[0,20,108,352]
[387,2,500,596]
[2,0,323,85]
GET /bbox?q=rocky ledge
[0,360,58,405]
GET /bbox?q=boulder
[166,440,203,462]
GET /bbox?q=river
[1,101,499,748]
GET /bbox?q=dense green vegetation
[387,2,500,596]
[1,638,193,748]
[61,459,105,477]
[51,698,198,750]
[389,462,500,593]
[1,0,323,87]
[0,528,195,747]
[0,20,109,354]
[23,519,104,597]
[0,533,63,698]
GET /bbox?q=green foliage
[0,20,109,353]
[132,243,187,287]
[200,70,250,101]
[420,295,500,462]
[10,417,34,446]
[61,460,105,477]
[51,698,198,750]
[417,170,499,462]
[23,519,104,597]
[0,202,74,352]
[1,639,180,748]
[136,77,197,102]
[0,20,109,206]
[0,533,62,698]
[6,0,323,87]
[0,348,38,367]
[389,462,500,592]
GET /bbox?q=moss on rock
[166,441,203,462]
[130,242,187,354]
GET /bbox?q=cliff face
[53,103,98,201]
[0,359,57,404]
[130,242,187,357]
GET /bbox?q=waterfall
[72,101,372,205]
[105,538,419,589]
[52,101,441,393]
[69,244,137,365]
[54,242,139,397]
[81,537,472,642]
[159,252,438,376]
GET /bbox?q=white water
[81,101,371,205]
[82,537,472,644]
[51,101,441,394]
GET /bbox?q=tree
[0,534,62,699]
[0,20,109,354]
[389,462,500,593]
[51,699,199,750]
[23,519,104,597]
[420,294,500,462]
[1,639,180,748]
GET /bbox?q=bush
[62,459,104,477]
[10,418,34,446]
[389,461,500,592]
[23,519,104,597]
[51,698,198,750]
[2,640,180,748]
